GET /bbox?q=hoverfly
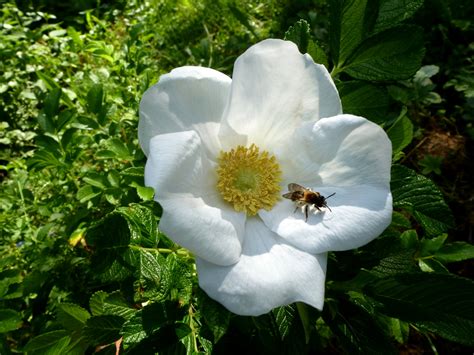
[282,183,335,222]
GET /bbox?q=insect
[282,183,335,222]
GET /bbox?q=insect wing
[287,183,306,192]
[282,192,295,199]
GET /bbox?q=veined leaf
[391,165,454,235]
[364,273,474,346]
[374,0,424,33]
[342,25,425,81]
[284,19,311,53]
[435,242,474,263]
[387,115,414,154]
[56,303,90,332]
[83,315,124,346]
[23,330,69,352]
[329,0,380,67]
[339,81,390,124]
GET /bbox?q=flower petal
[276,114,392,187]
[145,130,245,266]
[196,217,327,316]
[139,66,231,158]
[260,185,392,254]
[219,39,341,151]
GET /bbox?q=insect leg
[304,205,309,221]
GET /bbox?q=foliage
[1,0,473,353]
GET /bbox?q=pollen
[216,144,282,215]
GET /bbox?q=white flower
[139,39,392,316]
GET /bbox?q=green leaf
[83,172,109,189]
[56,303,90,332]
[87,84,104,115]
[105,138,132,160]
[76,185,101,203]
[418,258,449,273]
[114,204,159,247]
[37,112,55,133]
[419,234,447,257]
[324,299,396,354]
[0,309,22,333]
[136,185,154,201]
[339,81,390,124]
[391,165,454,235]
[435,242,474,263]
[199,292,231,343]
[23,330,69,352]
[364,273,474,346]
[284,19,311,53]
[387,115,414,154]
[121,301,185,346]
[272,305,297,341]
[37,72,61,90]
[329,0,380,67]
[371,250,418,276]
[342,25,425,81]
[44,88,62,119]
[83,315,124,346]
[374,0,424,33]
[102,291,137,320]
[307,40,328,67]
[90,291,108,316]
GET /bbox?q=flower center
[216,144,282,215]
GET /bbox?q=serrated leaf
[374,0,424,33]
[23,330,69,352]
[121,301,184,346]
[166,254,193,305]
[90,291,108,316]
[272,305,297,340]
[83,315,124,346]
[364,273,474,346]
[136,185,154,201]
[371,250,418,276]
[391,211,411,229]
[102,291,137,320]
[114,204,159,247]
[342,25,425,81]
[0,309,22,333]
[56,303,90,332]
[87,84,104,115]
[391,165,454,235]
[329,0,380,66]
[435,242,474,263]
[387,115,414,154]
[284,19,311,53]
[339,81,390,124]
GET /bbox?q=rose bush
[139,39,392,316]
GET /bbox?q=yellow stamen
[216,144,282,215]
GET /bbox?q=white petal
[139,66,231,158]
[277,114,392,187]
[196,218,327,316]
[145,130,245,266]
[219,39,341,151]
[260,185,392,254]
